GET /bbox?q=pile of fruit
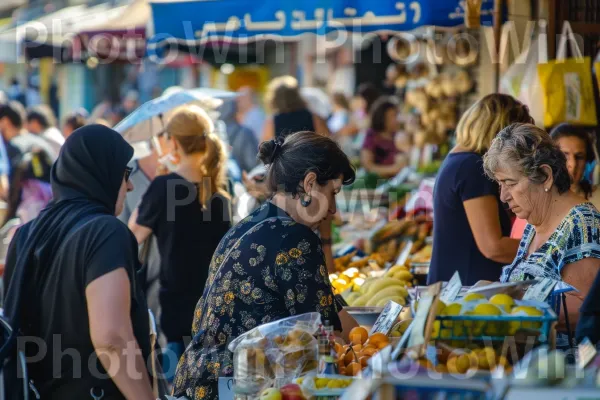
[342,265,413,307]
[259,384,305,400]
[428,293,546,341]
[297,375,353,390]
[334,327,391,376]
[415,345,512,375]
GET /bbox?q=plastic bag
[228,312,321,394]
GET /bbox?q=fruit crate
[432,307,557,344]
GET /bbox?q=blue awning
[148,0,497,49]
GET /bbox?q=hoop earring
[300,194,312,207]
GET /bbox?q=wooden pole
[493,0,503,92]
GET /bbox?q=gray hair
[483,123,571,194]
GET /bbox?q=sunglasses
[124,166,133,182]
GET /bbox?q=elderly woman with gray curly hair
[483,123,600,333]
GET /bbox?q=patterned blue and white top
[501,202,600,282]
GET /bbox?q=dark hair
[550,123,596,199]
[357,83,381,113]
[0,101,25,129]
[370,97,398,133]
[332,92,350,110]
[63,112,86,131]
[484,123,571,194]
[27,105,56,130]
[258,131,356,197]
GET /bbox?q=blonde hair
[166,105,229,209]
[264,75,306,114]
[455,94,533,154]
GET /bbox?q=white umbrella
[114,88,236,143]
[300,87,332,120]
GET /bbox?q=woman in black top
[3,125,154,399]
[261,75,330,141]
[172,131,358,400]
[129,105,232,380]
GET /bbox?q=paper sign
[578,337,597,370]
[523,278,558,302]
[409,294,433,348]
[440,271,462,304]
[218,377,234,400]
[370,300,404,335]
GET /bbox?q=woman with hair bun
[128,105,232,380]
[172,131,358,400]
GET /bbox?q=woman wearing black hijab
[2,125,155,399]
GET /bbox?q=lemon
[316,378,328,389]
[440,303,462,328]
[435,300,447,315]
[472,303,502,336]
[463,293,486,302]
[509,306,543,334]
[489,294,515,312]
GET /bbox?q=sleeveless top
[273,108,315,139]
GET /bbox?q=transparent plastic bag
[228,313,321,395]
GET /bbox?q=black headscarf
[1,124,133,360]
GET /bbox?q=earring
[300,194,312,207]
[544,188,549,192]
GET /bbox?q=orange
[359,356,370,368]
[361,347,378,357]
[376,341,390,350]
[347,361,362,376]
[337,359,345,370]
[343,350,356,364]
[338,366,346,376]
[352,344,363,353]
[417,358,434,370]
[363,344,377,351]
[349,327,369,345]
[334,342,344,356]
[368,333,390,347]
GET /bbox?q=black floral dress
[172,202,341,400]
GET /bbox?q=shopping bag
[500,23,547,126]
[537,21,597,127]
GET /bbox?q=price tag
[440,271,462,304]
[577,337,597,370]
[523,278,557,302]
[217,377,234,400]
[370,300,404,335]
[408,294,434,348]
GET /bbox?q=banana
[385,265,409,277]
[344,292,361,305]
[366,285,409,307]
[365,278,408,296]
[352,294,370,307]
[375,296,406,307]
[392,270,413,281]
[359,278,377,294]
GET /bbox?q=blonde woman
[261,75,330,142]
[128,105,232,381]
[428,94,534,286]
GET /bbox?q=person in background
[62,112,86,139]
[236,86,265,142]
[428,94,533,286]
[336,83,381,157]
[221,98,259,173]
[484,123,600,335]
[2,125,155,399]
[261,75,330,141]
[25,78,41,108]
[382,64,400,96]
[172,131,358,400]
[128,105,232,382]
[511,123,600,239]
[0,101,57,169]
[360,97,405,178]
[7,78,24,105]
[122,90,140,115]
[26,105,65,156]
[328,92,351,135]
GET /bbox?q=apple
[280,383,305,400]
[260,387,282,400]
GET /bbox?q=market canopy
[147,0,496,49]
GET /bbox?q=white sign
[371,300,404,335]
[440,271,462,304]
[523,278,557,302]
[577,337,597,370]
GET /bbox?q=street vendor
[483,123,600,333]
[172,131,358,400]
